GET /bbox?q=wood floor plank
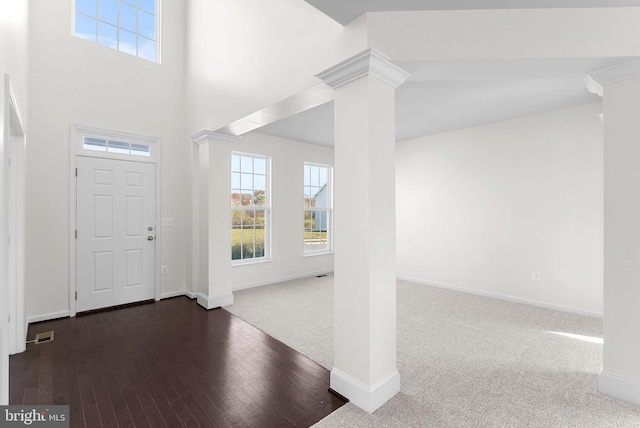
[9,297,347,428]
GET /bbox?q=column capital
[191,130,241,145]
[585,59,640,97]
[316,48,410,90]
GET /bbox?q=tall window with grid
[231,153,269,263]
[74,0,159,62]
[304,163,332,255]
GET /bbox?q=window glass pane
[253,190,265,207]
[254,175,266,192]
[98,0,117,24]
[241,156,253,173]
[75,13,97,41]
[84,137,107,151]
[138,10,155,39]
[254,158,266,175]
[119,2,137,33]
[255,210,265,225]
[304,164,311,186]
[255,226,265,257]
[241,229,254,259]
[310,166,319,186]
[119,29,137,55]
[97,21,117,48]
[316,187,328,207]
[131,143,150,156]
[139,0,156,13]
[231,226,242,260]
[231,173,240,189]
[138,37,156,62]
[240,191,252,206]
[108,140,130,154]
[231,191,241,207]
[319,167,328,187]
[240,173,253,191]
[76,0,96,17]
[231,155,241,172]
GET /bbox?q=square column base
[330,368,400,414]
[600,371,640,405]
[197,292,234,310]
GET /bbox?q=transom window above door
[73,0,159,63]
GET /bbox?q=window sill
[232,258,272,267]
[303,251,333,258]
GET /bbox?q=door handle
[148,236,154,241]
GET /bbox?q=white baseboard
[197,292,234,309]
[600,371,640,405]
[27,310,71,324]
[232,269,334,292]
[160,290,188,299]
[397,275,603,319]
[184,290,198,299]
[330,368,400,414]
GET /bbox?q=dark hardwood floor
[9,297,347,427]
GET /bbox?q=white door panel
[76,157,155,312]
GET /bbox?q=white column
[191,131,241,309]
[317,48,409,413]
[587,60,640,405]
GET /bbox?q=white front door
[76,156,156,312]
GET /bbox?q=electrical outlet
[162,218,175,227]
[161,266,168,274]
[531,270,540,280]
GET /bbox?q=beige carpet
[225,274,640,427]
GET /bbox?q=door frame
[69,124,162,317]
[3,74,26,357]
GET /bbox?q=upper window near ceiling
[74,0,159,63]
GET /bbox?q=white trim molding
[330,368,400,414]
[196,292,234,310]
[232,269,334,292]
[317,48,410,90]
[27,311,71,325]
[600,371,640,405]
[191,130,241,145]
[585,59,640,96]
[397,275,603,319]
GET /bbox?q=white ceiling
[304,0,640,25]
[247,2,640,147]
[256,58,628,146]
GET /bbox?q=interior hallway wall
[397,103,604,315]
[26,0,188,320]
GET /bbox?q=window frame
[231,152,271,265]
[303,162,333,256]
[72,0,161,63]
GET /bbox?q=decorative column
[587,59,640,405]
[317,48,410,413]
[191,131,241,309]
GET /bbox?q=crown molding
[316,48,410,90]
[585,59,640,96]
[191,130,241,145]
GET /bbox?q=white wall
[27,0,188,319]
[0,0,29,405]
[397,103,604,315]
[230,132,334,290]
[184,0,366,134]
